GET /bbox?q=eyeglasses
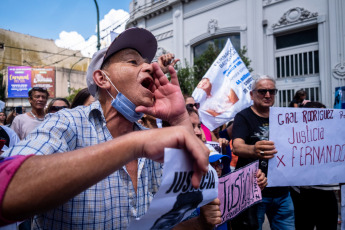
[253,89,278,96]
[186,103,200,109]
[50,106,68,112]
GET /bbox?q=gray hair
[251,74,276,90]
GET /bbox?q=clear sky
[0,0,132,40]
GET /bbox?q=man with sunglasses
[231,75,294,230]
[11,87,49,140]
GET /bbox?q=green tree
[193,44,220,84]
[0,73,6,101]
[65,88,82,103]
[238,46,253,72]
[175,60,196,95]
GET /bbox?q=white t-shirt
[11,113,44,140]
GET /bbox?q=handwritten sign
[128,148,218,230]
[192,39,253,131]
[218,161,261,225]
[267,107,345,187]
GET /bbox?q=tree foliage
[175,60,196,96]
[176,45,253,95]
[65,88,82,103]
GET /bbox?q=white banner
[192,39,253,131]
[267,107,345,187]
[128,148,218,230]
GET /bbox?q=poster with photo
[128,148,218,230]
[192,39,253,131]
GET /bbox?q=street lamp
[68,57,85,95]
[94,0,101,51]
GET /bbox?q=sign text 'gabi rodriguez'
[267,107,345,187]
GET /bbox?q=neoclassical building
[126,0,345,108]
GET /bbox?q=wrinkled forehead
[254,79,276,89]
[31,90,48,97]
[106,48,149,64]
[185,97,195,104]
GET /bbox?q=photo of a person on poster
[150,191,203,230]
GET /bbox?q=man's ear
[250,90,254,100]
[93,70,111,90]
[28,97,33,105]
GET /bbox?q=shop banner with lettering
[7,66,32,98]
[218,161,261,225]
[267,107,345,187]
[31,67,56,98]
[192,39,253,131]
[128,148,218,230]
[7,66,55,98]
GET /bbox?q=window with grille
[193,34,240,60]
[275,27,319,78]
[278,87,320,107]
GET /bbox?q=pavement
[261,215,342,230]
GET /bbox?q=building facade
[0,29,90,108]
[126,0,345,108]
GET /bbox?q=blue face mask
[102,71,143,123]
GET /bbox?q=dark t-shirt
[232,107,289,198]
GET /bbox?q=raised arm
[2,126,208,223]
[158,53,180,74]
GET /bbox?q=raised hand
[136,63,190,127]
[158,53,180,74]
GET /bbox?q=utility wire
[43,17,130,67]
[40,14,130,62]
[4,45,84,58]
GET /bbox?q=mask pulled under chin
[110,92,144,123]
[101,70,144,123]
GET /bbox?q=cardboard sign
[218,161,261,225]
[268,107,345,187]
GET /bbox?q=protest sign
[192,39,253,131]
[218,161,261,225]
[128,148,218,230]
[268,107,345,187]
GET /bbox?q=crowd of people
[0,27,341,230]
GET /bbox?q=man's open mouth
[141,77,154,93]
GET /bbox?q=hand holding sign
[256,169,268,190]
[254,140,277,159]
[199,198,222,228]
[139,126,209,188]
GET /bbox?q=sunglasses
[186,103,200,109]
[50,106,68,112]
[253,89,278,96]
